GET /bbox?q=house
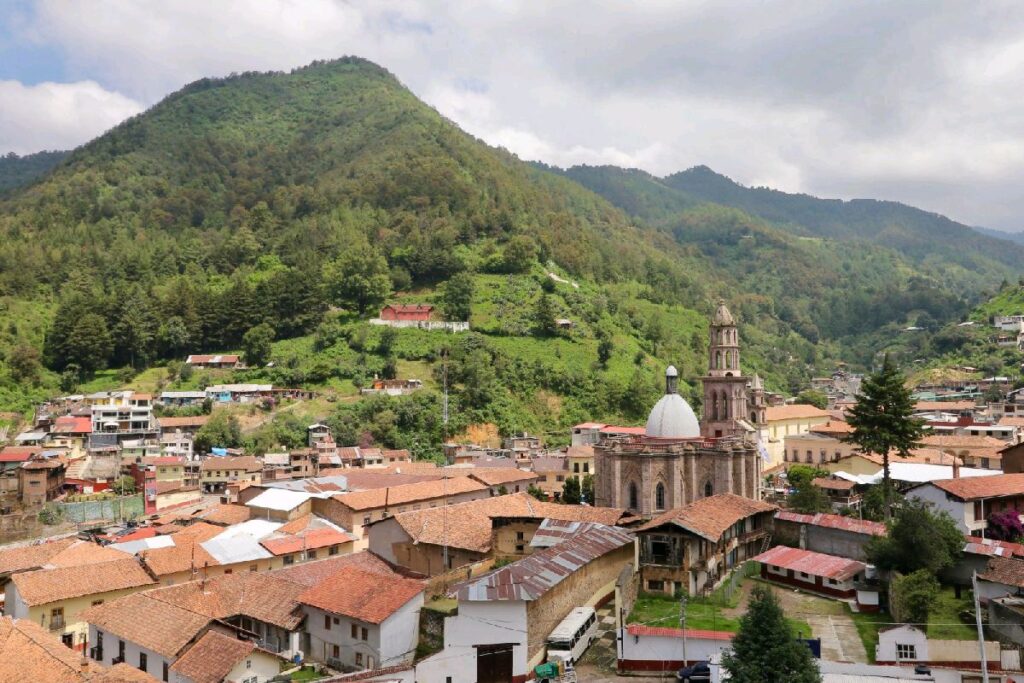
[185,354,242,369]
[415,523,635,683]
[367,492,630,576]
[976,555,1024,602]
[47,415,93,457]
[204,384,273,404]
[379,304,433,322]
[772,511,886,562]
[812,476,861,510]
[634,493,776,596]
[920,434,1007,469]
[466,467,540,495]
[322,476,491,544]
[618,625,733,674]
[258,514,355,563]
[753,545,867,602]
[19,456,66,506]
[565,445,594,483]
[997,440,1024,473]
[0,538,128,601]
[157,415,209,438]
[191,504,253,527]
[299,564,425,671]
[199,456,262,492]
[764,404,831,465]
[157,390,208,407]
[875,624,1003,669]
[359,379,423,397]
[570,422,608,447]
[4,556,156,651]
[245,488,317,521]
[0,446,41,499]
[907,474,1024,534]
[0,616,160,682]
[89,402,157,441]
[529,456,569,499]
[170,630,286,683]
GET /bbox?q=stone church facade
[594,302,765,516]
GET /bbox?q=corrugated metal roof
[201,519,281,564]
[109,535,176,555]
[775,511,887,537]
[246,488,314,511]
[456,523,633,602]
[529,519,590,548]
[754,545,864,580]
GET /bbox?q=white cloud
[7,1,1024,228]
[0,80,142,154]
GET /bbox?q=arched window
[628,482,639,510]
[704,480,713,498]
[715,351,722,369]
[710,392,719,421]
[720,390,729,418]
[655,483,665,511]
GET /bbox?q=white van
[546,606,598,664]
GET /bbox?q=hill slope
[0,150,69,193]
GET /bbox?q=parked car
[676,661,711,682]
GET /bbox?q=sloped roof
[246,488,314,511]
[199,455,261,472]
[467,468,540,487]
[626,624,732,640]
[456,523,633,601]
[635,494,777,541]
[138,522,224,576]
[169,631,258,683]
[156,416,209,429]
[82,592,212,658]
[754,546,864,581]
[298,567,424,624]
[12,558,155,606]
[922,473,1024,501]
[765,405,830,421]
[332,476,487,511]
[192,504,253,526]
[774,511,886,537]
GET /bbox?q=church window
[655,483,665,511]
[703,480,713,498]
[628,482,638,510]
[715,351,722,369]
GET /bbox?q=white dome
[645,393,701,438]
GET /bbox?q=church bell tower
[701,300,749,438]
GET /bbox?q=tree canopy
[866,499,963,574]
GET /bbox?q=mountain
[975,225,1024,246]
[0,150,69,193]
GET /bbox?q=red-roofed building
[620,624,734,674]
[908,473,1024,534]
[379,304,433,322]
[754,546,868,603]
[0,447,39,499]
[184,354,241,369]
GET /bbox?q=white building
[907,473,1024,534]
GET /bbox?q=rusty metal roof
[455,523,633,602]
[775,511,887,537]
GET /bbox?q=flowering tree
[987,509,1024,542]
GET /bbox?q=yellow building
[4,557,155,651]
[199,455,262,492]
[566,445,594,482]
[764,404,831,465]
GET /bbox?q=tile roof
[765,405,830,421]
[138,522,223,576]
[812,477,856,491]
[192,504,253,526]
[82,592,212,658]
[921,434,1007,455]
[199,455,261,472]
[52,416,93,434]
[298,567,424,623]
[530,456,569,473]
[12,558,155,606]
[467,468,541,487]
[169,631,257,683]
[157,416,209,429]
[634,494,777,541]
[922,473,1024,501]
[774,511,886,537]
[456,523,633,601]
[915,400,977,412]
[385,492,628,553]
[978,555,1024,588]
[0,446,40,462]
[754,546,864,581]
[625,624,733,640]
[271,550,414,586]
[90,664,161,682]
[261,527,354,555]
[809,421,853,435]
[964,536,1024,558]
[998,416,1024,428]
[340,470,446,490]
[0,538,77,574]
[332,476,487,511]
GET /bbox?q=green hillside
[0,150,69,194]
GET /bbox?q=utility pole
[680,592,688,668]
[971,570,990,683]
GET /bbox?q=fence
[59,495,144,524]
[369,319,470,332]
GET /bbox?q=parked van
[546,607,598,664]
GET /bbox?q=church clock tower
[701,300,750,438]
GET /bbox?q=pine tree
[843,354,923,521]
[722,585,820,683]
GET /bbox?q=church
[593,301,765,516]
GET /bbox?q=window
[896,643,917,660]
[515,544,525,553]
[333,617,339,625]
[332,645,340,658]
[573,463,580,473]
[307,549,317,560]
[583,462,589,473]
[249,564,258,572]
[647,580,664,591]
[325,614,331,630]
[355,653,363,667]
[224,568,233,575]
[119,640,125,661]
[704,480,713,498]
[139,652,147,672]
[629,482,639,510]
[516,531,525,541]
[329,545,339,556]
[655,483,666,511]
[283,554,294,565]
[351,624,358,638]
[361,627,369,641]
[556,475,564,482]
[363,516,371,526]
[246,659,252,669]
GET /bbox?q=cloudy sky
[2,1,1024,230]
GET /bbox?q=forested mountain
[0,150,68,193]
[0,57,1014,447]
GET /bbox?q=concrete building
[754,545,866,601]
[764,404,831,465]
[773,511,887,562]
[907,474,1024,534]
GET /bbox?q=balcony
[48,616,65,631]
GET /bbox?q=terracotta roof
[765,405,830,421]
[812,477,856,491]
[599,425,647,436]
[376,462,441,475]
[809,421,853,435]
[998,417,1024,428]
[921,434,1006,457]
[385,492,629,553]
[774,511,886,537]
[754,546,864,581]
[261,527,354,556]
[625,624,733,640]
[0,538,77,574]
[186,354,239,364]
[635,494,777,541]
[155,481,199,495]
[0,616,160,682]
[82,591,212,658]
[921,473,1024,501]
[915,400,977,412]
[199,455,261,472]
[978,555,1024,588]
[271,550,413,586]
[336,470,445,490]
[12,558,155,606]
[52,416,92,435]
[299,567,424,623]
[157,416,209,429]
[467,468,540,487]
[964,536,1024,558]
[169,631,258,683]
[381,448,411,460]
[138,523,223,575]
[530,456,569,473]
[456,524,633,601]
[0,446,40,462]
[332,476,487,511]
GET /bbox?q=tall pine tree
[843,354,923,521]
[722,585,820,683]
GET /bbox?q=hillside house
[0,446,40,500]
[205,383,273,404]
[635,493,776,596]
[763,404,831,465]
[185,353,242,369]
[19,457,66,506]
[199,456,262,493]
[379,304,433,321]
[360,379,423,396]
[156,390,207,407]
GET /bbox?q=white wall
[87,624,173,680]
[4,582,29,618]
[976,578,1018,603]
[620,629,733,665]
[908,485,973,532]
[379,593,423,666]
[417,600,529,683]
[222,651,281,683]
[304,605,382,669]
[875,625,928,662]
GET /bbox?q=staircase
[759,533,773,554]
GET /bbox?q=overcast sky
[2,1,1024,230]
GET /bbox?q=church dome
[645,366,701,438]
[712,300,735,326]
